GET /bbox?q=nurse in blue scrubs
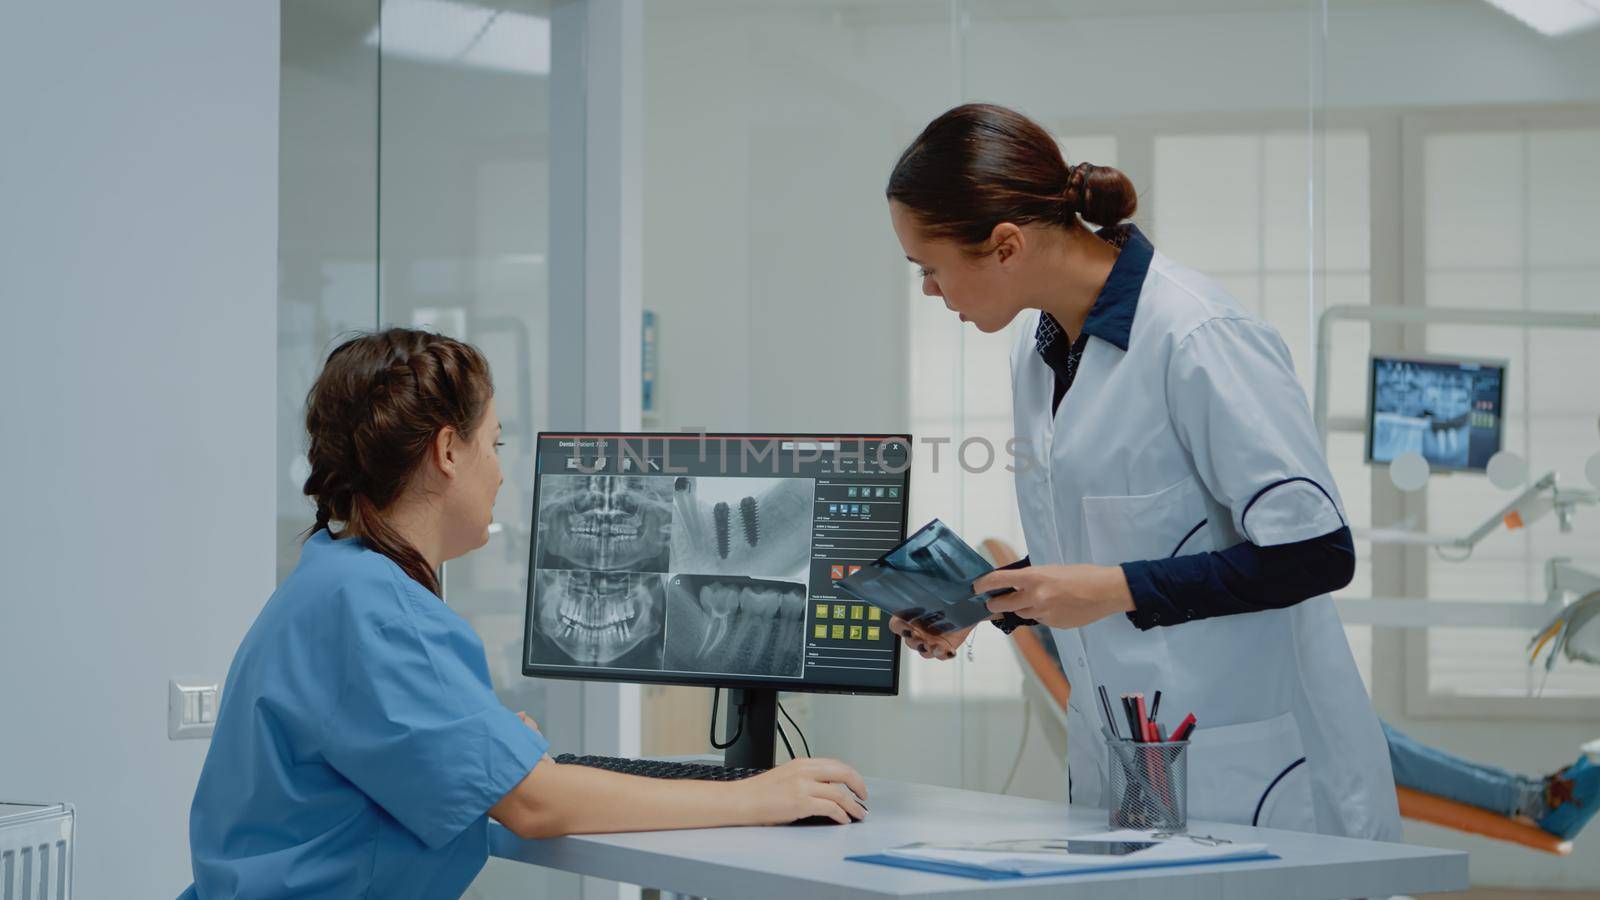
[179,329,867,900]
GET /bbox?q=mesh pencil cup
[1105,738,1189,832]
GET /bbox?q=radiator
[0,803,74,900]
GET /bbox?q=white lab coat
[1009,231,1401,841]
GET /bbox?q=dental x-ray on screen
[523,434,912,694]
[1367,354,1505,473]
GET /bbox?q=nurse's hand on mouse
[973,564,1134,629]
[742,758,870,825]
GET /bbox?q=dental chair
[979,538,1574,857]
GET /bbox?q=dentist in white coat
[885,103,1400,842]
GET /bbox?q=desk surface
[491,775,1468,899]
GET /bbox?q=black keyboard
[553,753,769,781]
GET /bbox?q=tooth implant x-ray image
[535,475,674,572]
[527,570,667,669]
[662,575,806,677]
[669,476,813,580]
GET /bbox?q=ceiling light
[1482,0,1600,37]
[365,0,550,76]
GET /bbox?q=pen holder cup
[1105,738,1188,833]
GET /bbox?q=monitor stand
[721,688,777,770]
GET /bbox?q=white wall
[0,3,278,897]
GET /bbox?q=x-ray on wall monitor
[1366,353,1506,474]
[522,433,911,696]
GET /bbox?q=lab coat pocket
[1081,476,1210,566]
[1186,710,1317,832]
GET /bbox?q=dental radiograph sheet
[833,518,1002,634]
[526,472,817,678]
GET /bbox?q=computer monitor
[1366,353,1507,473]
[522,432,911,767]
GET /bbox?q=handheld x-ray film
[832,518,1003,634]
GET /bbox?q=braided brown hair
[302,328,494,596]
[886,103,1138,246]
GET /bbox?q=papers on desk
[846,830,1276,881]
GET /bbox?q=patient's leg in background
[1383,720,1543,818]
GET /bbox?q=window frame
[1397,104,1600,720]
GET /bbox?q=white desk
[491,775,1468,899]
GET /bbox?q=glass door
[280,2,579,894]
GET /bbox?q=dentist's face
[889,200,1021,334]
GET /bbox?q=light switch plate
[169,680,220,740]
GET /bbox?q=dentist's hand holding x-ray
[889,564,1134,658]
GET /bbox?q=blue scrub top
[178,531,548,900]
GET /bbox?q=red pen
[1134,694,1153,742]
[1171,713,1198,742]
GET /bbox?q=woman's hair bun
[1067,161,1138,228]
[886,104,1141,242]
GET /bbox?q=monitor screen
[1367,354,1506,473]
[522,433,911,695]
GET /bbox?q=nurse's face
[444,395,504,559]
[889,201,1022,334]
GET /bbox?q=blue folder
[845,849,1278,881]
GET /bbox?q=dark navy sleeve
[1121,526,1356,630]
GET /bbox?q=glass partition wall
[1324,1,1600,890]
[637,0,1346,800]
[279,2,577,895]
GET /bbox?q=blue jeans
[1384,720,1531,816]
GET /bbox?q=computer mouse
[788,814,848,826]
